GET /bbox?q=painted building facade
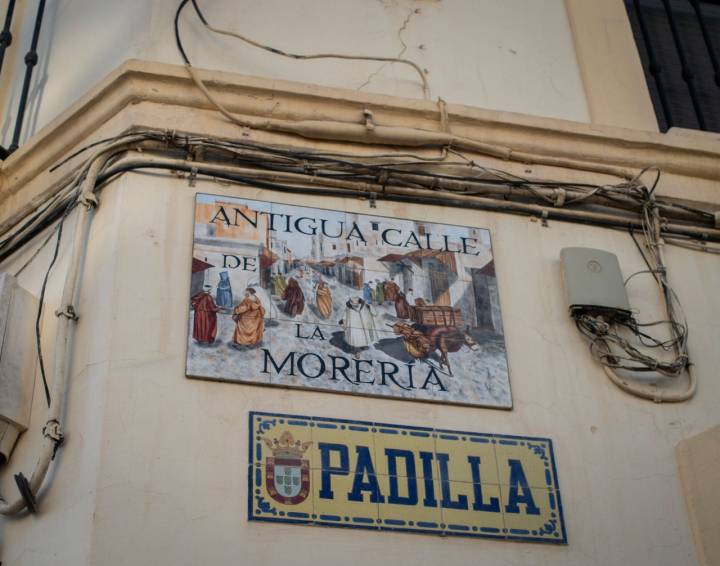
[0,1,718,565]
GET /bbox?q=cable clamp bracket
[164,129,177,146]
[14,473,37,513]
[369,192,377,208]
[55,305,79,322]
[541,210,549,227]
[43,419,64,443]
[714,211,720,229]
[188,167,198,187]
[43,419,65,459]
[363,109,375,131]
[79,191,99,209]
[377,170,389,188]
[302,161,316,176]
[553,188,566,207]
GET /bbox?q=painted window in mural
[186,194,511,408]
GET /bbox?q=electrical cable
[12,227,57,278]
[174,0,192,65]
[3,130,718,267]
[174,0,645,180]
[570,195,697,401]
[1,129,715,512]
[34,220,64,407]
[185,0,430,99]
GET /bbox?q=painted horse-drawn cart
[391,305,478,375]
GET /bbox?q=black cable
[93,160,709,240]
[35,217,66,407]
[2,130,717,269]
[191,0,209,25]
[48,132,160,173]
[174,0,192,65]
[629,226,660,284]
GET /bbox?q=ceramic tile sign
[248,412,567,544]
[187,193,511,408]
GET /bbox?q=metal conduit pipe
[104,150,625,207]
[597,195,697,403]
[2,131,709,248]
[185,65,637,180]
[0,173,92,513]
[602,364,696,403]
[0,139,175,237]
[0,185,76,252]
[0,141,145,514]
[96,153,720,242]
[203,159,647,213]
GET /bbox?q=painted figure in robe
[191,286,220,344]
[315,279,333,319]
[341,297,378,352]
[216,271,233,308]
[282,277,305,316]
[232,288,266,346]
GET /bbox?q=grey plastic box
[0,273,38,464]
[560,247,631,316]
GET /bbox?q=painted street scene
[186,193,511,408]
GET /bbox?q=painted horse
[391,322,479,376]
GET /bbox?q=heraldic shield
[264,431,311,505]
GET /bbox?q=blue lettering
[385,449,418,505]
[419,451,438,507]
[468,456,500,512]
[437,453,468,509]
[347,446,385,503]
[504,459,540,515]
[319,443,349,499]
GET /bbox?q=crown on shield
[263,431,312,459]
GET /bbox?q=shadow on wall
[1,0,151,148]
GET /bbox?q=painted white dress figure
[341,298,378,351]
[406,288,416,306]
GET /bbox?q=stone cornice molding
[1,59,719,225]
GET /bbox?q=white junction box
[560,247,631,317]
[0,273,38,464]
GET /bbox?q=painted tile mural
[186,193,511,408]
[248,412,567,543]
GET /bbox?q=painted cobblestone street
[188,262,511,407]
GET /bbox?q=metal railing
[626,0,720,132]
[0,0,46,160]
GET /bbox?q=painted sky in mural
[186,193,511,408]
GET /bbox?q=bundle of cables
[569,192,695,402]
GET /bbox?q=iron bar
[0,0,16,76]
[632,0,674,129]
[690,0,720,87]
[661,0,707,130]
[8,0,46,154]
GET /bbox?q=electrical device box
[560,247,631,318]
[0,273,38,465]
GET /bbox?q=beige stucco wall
[0,59,718,565]
[677,425,720,566]
[564,0,657,131]
[1,0,593,150]
[1,174,719,565]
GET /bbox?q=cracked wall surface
[0,0,590,149]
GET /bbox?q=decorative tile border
[248,411,567,544]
